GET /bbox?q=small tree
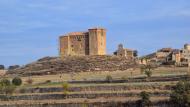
[106,75,113,83]
[170,81,190,107]
[0,65,5,70]
[62,82,69,98]
[0,79,16,95]
[12,77,22,86]
[144,70,152,78]
[141,64,154,79]
[1,78,11,86]
[138,91,152,107]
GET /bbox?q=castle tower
[184,44,190,50]
[59,36,70,56]
[88,28,106,55]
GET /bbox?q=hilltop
[7,55,138,76]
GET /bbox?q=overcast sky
[0,0,190,66]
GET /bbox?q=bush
[0,79,11,86]
[141,64,154,79]
[144,70,152,78]
[106,75,113,83]
[45,80,51,83]
[62,82,69,98]
[12,77,22,86]
[137,91,152,107]
[0,79,16,95]
[170,81,190,107]
[140,91,150,101]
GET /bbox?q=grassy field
[16,67,188,85]
[0,67,186,106]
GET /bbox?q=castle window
[77,37,81,41]
[101,31,104,37]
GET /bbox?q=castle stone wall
[59,28,106,57]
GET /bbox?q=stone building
[59,28,106,57]
[113,44,137,59]
[156,48,173,63]
[176,44,190,66]
[172,49,181,64]
[140,44,190,66]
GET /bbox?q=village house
[113,44,138,59]
[140,44,190,66]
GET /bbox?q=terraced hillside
[1,67,188,107]
[0,77,180,107]
[7,55,138,76]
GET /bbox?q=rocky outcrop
[7,55,138,76]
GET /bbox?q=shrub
[144,70,152,78]
[62,82,69,96]
[0,79,16,95]
[12,77,22,86]
[106,75,113,83]
[45,80,51,83]
[137,91,152,107]
[140,91,150,102]
[0,78,11,86]
[141,64,154,79]
[170,81,190,107]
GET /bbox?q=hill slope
[7,55,138,76]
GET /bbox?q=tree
[137,91,152,107]
[0,79,16,95]
[8,65,20,70]
[170,81,190,107]
[144,70,152,78]
[62,82,69,98]
[12,77,22,86]
[0,78,11,86]
[106,75,113,83]
[0,65,5,70]
[141,64,154,79]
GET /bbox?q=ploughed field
[1,67,189,107]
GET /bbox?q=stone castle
[59,28,106,57]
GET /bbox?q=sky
[0,0,190,66]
